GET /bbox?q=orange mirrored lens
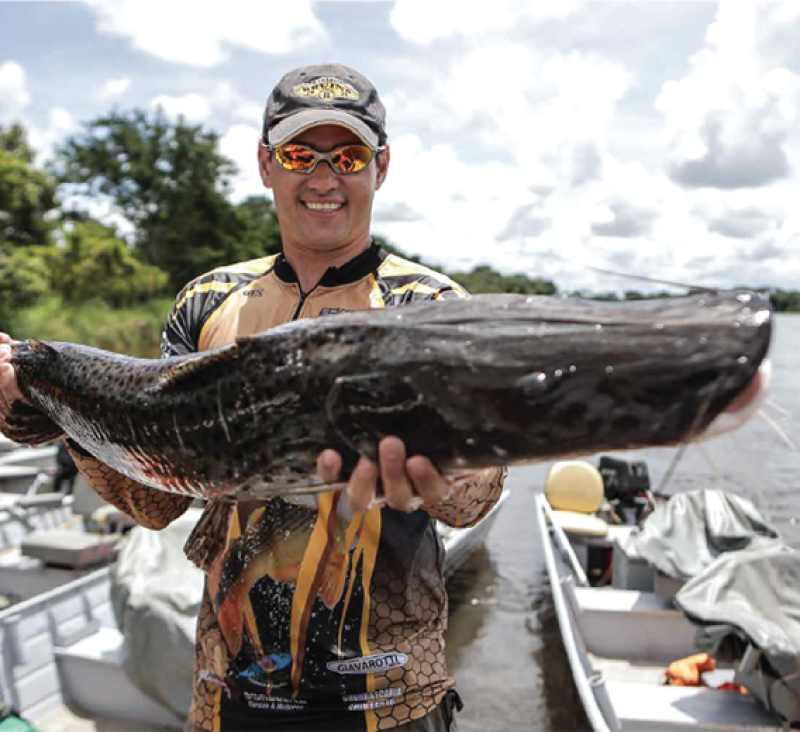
[276,144,317,171]
[331,145,372,173]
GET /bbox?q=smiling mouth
[303,202,344,212]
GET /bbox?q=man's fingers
[0,333,11,345]
[0,361,23,402]
[316,449,342,483]
[379,437,417,512]
[407,455,452,507]
[346,456,380,512]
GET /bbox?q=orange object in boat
[665,653,716,686]
[717,682,748,694]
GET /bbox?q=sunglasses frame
[263,141,386,175]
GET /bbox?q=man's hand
[316,436,453,513]
[0,332,24,405]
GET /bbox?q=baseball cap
[263,63,387,149]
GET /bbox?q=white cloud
[150,93,212,122]
[0,61,30,121]
[656,0,800,189]
[707,205,780,239]
[60,193,135,240]
[379,40,642,289]
[376,133,538,271]
[384,45,631,188]
[27,106,78,162]
[390,0,581,45]
[83,0,326,66]
[219,123,265,202]
[209,82,264,125]
[100,77,131,99]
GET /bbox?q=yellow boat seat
[546,461,608,537]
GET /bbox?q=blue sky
[1,1,798,293]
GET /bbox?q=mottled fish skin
[9,291,772,501]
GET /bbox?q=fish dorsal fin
[27,339,57,355]
[153,345,237,393]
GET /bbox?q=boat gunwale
[535,492,618,732]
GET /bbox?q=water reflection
[531,579,590,731]
[444,467,587,731]
[445,545,497,671]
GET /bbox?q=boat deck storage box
[612,534,654,592]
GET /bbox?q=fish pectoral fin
[324,373,399,457]
[152,346,238,393]
[325,373,427,460]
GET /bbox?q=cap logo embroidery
[291,77,359,102]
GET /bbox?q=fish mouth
[699,359,771,441]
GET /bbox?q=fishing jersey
[70,242,506,732]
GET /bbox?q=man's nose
[308,160,340,193]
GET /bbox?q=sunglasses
[265,142,384,175]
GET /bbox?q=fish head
[510,290,773,449]
[325,290,773,463]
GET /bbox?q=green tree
[450,265,557,295]
[234,196,282,260]
[0,246,53,326]
[51,220,168,307]
[372,235,426,265]
[53,109,252,291]
[0,124,58,249]
[769,289,800,313]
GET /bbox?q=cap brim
[267,109,379,148]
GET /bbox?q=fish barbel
[7,291,771,501]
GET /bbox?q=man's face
[259,124,390,254]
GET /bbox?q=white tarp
[634,489,780,579]
[110,507,204,717]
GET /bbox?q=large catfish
[5,291,771,500]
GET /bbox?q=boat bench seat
[605,680,783,730]
[574,587,699,663]
[54,626,184,729]
[20,529,119,569]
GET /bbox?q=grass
[9,296,174,358]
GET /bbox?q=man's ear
[258,141,273,189]
[375,144,390,191]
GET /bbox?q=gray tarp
[634,488,780,580]
[675,542,800,724]
[635,489,799,724]
[110,508,204,718]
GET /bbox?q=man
[0,63,505,732]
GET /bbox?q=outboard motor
[597,456,651,523]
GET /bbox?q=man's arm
[425,467,506,528]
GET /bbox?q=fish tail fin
[1,400,63,446]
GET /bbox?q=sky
[1,0,799,294]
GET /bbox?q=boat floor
[590,655,739,685]
[37,705,171,731]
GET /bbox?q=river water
[444,313,800,732]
